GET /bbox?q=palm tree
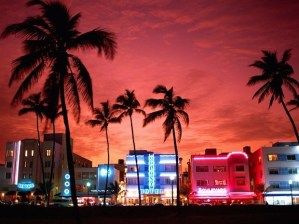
[43,97,63,207]
[86,101,120,206]
[287,94,299,112]
[143,85,190,207]
[247,49,299,142]
[1,0,117,213]
[113,90,145,206]
[18,92,48,201]
[108,181,120,205]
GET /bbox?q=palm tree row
[86,87,190,207]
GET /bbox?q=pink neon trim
[193,152,248,160]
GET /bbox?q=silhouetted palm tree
[1,0,117,214]
[247,49,299,142]
[43,99,63,207]
[113,90,145,205]
[18,92,48,201]
[144,85,190,207]
[287,94,299,112]
[86,101,120,206]
[108,180,120,204]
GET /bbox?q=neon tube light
[193,152,248,160]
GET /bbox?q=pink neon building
[189,148,255,205]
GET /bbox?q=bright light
[86,182,91,187]
[289,180,293,185]
[170,175,175,180]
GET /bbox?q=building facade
[190,148,255,205]
[250,142,299,205]
[125,150,177,205]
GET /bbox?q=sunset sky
[1,0,299,169]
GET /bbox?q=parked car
[49,198,73,207]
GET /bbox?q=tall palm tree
[107,180,120,204]
[113,89,145,206]
[247,49,299,142]
[287,94,299,112]
[43,98,63,207]
[18,92,48,201]
[143,85,190,207]
[1,0,117,213]
[86,101,120,206]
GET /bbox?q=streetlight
[86,182,91,205]
[170,176,175,206]
[289,180,293,206]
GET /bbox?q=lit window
[268,154,278,161]
[235,165,245,172]
[46,149,51,157]
[31,150,34,157]
[7,150,13,157]
[25,150,28,157]
[196,166,209,172]
[213,166,226,172]
[24,161,27,168]
[258,156,262,164]
[196,180,209,186]
[215,179,227,186]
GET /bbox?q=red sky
[1,0,299,169]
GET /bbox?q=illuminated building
[250,142,299,205]
[125,150,177,205]
[189,148,255,204]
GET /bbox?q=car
[198,202,212,206]
[49,198,73,207]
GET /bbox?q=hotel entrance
[144,195,161,205]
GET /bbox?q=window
[268,154,278,161]
[287,154,296,160]
[236,177,245,185]
[7,150,13,157]
[196,180,209,186]
[196,166,209,172]
[29,161,33,168]
[46,149,51,157]
[213,166,226,172]
[45,161,51,168]
[31,150,34,157]
[258,156,262,164]
[288,168,297,174]
[25,150,28,157]
[127,178,138,185]
[5,172,11,179]
[269,181,279,188]
[24,161,27,168]
[165,164,175,172]
[269,168,279,174]
[235,165,244,172]
[215,179,227,186]
[6,162,12,168]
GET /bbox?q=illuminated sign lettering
[148,154,155,192]
[17,179,35,190]
[141,189,163,194]
[198,188,228,196]
[100,168,111,177]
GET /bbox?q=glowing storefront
[190,148,255,204]
[125,150,177,205]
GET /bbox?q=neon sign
[17,179,35,190]
[63,173,71,196]
[100,168,111,177]
[141,189,163,194]
[198,188,228,196]
[148,154,155,190]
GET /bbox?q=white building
[125,150,177,205]
[250,142,299,205]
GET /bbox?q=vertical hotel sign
[148,154,155,191]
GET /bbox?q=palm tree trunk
[47,122,56,207]
[59,68,80,224]
[104,127,110,206]
[281,98,299,143]
[129,115,141,206]
[36,114,47,203]
[171,126,180,209]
